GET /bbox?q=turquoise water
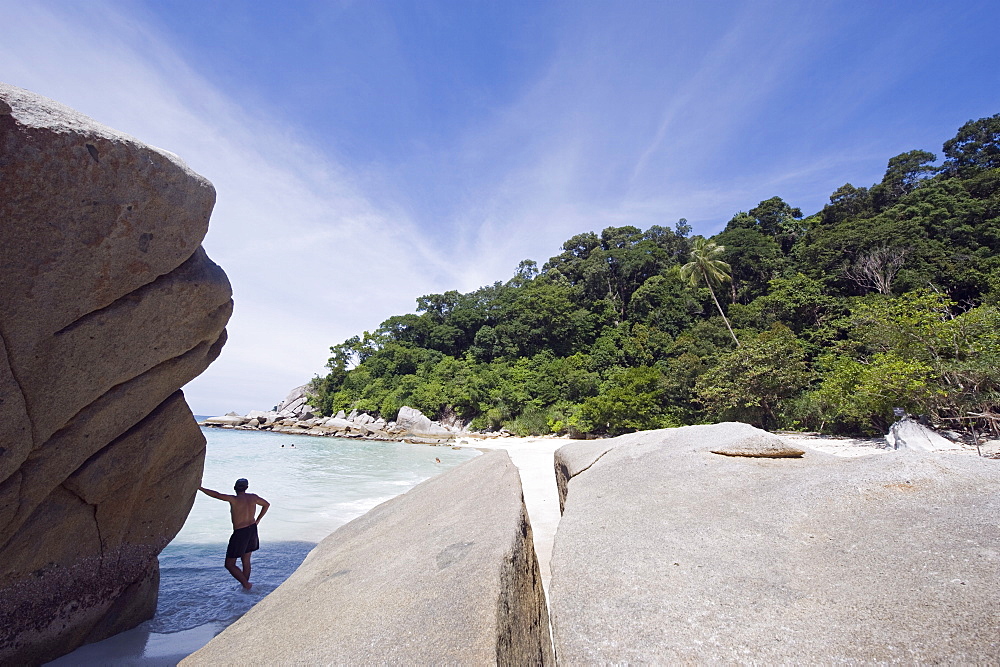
[49,427,480,665]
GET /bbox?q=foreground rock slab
[550,422,1000,663]
[184,450,553,665]
[0,83,231,664]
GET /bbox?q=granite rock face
[183,450,553,665]
[393,405,453,437]
[274,384,318,419]
[550,423,1000,663]
[887,418,962,451]
[0,83,231,664]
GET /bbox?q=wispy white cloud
[0,1,462,414]
[407,3,830,261]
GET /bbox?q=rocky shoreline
[201,385,1000,454]
[198,386,514,444]
[199,405,496,444]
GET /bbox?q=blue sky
[2,1,998,414]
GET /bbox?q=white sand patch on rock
[775,432,889,457]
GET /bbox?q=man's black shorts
[226,523,260,559]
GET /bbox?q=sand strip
[463,437,565,595]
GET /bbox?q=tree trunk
[704,274,740,347]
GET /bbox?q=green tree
[943,113,1000,176]
[628,270,697,336]
[808,352,937,434]
[509,259,539,286]
[714,227,785,303]
[680,238,740,346]
[728,197,805,252]
[819,183,872,226]
[695,324,810,428]
[804,291,1000,433]
[571,366,679,436]
[871,149,938,208]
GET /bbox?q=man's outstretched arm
[199,486,232,501]
[254,496,270,524]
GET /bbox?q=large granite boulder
[550,422,1000,663]
[201,415,248,427]
[887,417,962,451]
[275,384,319,418]
[393,405,452,438]
[0,83,231,664]
[183,450,553,665]
[322,416,353,430]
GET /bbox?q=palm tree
[680,237,740,346]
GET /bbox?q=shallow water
[48,426,479,665]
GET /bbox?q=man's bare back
[228,492,265,530]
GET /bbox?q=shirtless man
[198,478,270,590]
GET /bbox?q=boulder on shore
[550,422,1000,663]
[0,83,231,664]
[887,418,962,451]
[393,405,452,438]
[202,415,248,427]
[183,450,553,665]
[275,384,320,419]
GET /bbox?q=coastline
[195,419,997,599]
[56,425,995,665]
[198,407,501,445]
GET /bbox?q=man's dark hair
[234,478,249,492]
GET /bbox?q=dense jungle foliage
[310,114,1000,436]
